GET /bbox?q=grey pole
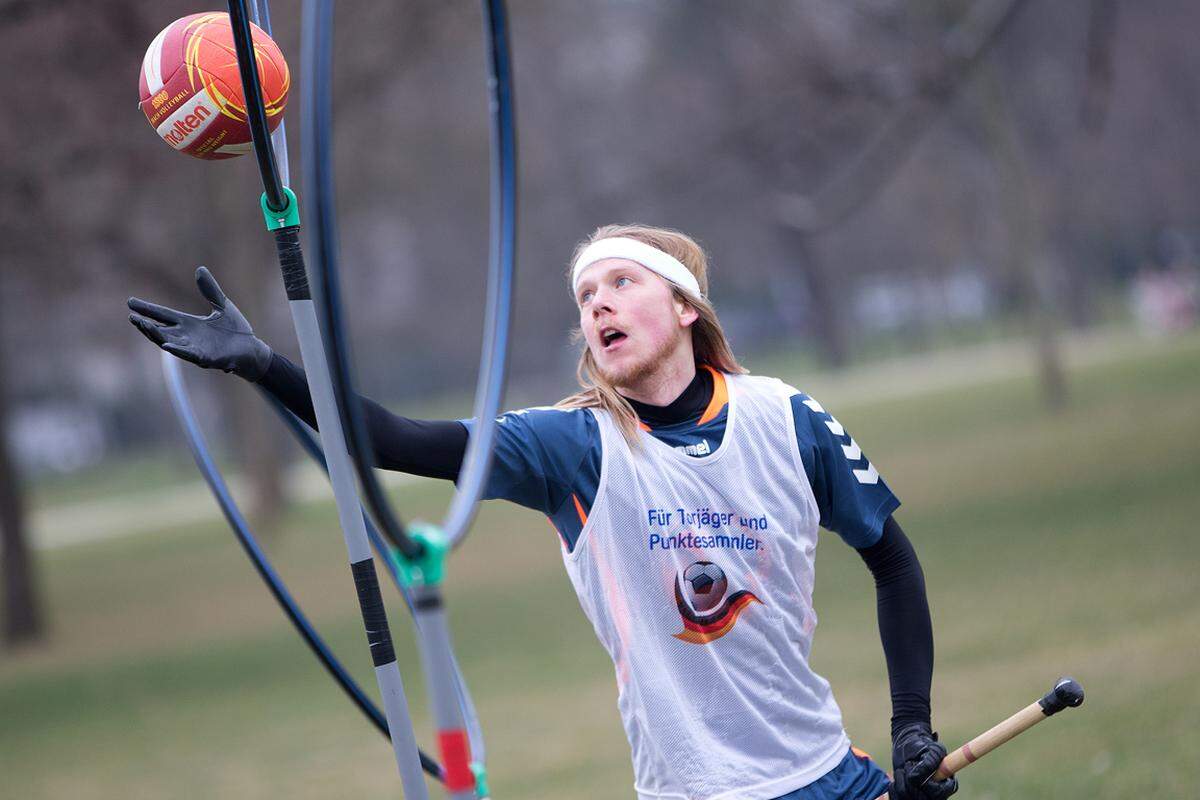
[286,298,431,800]
[259,0,482,759]
[222,1,431,795]
[295,0,517,794]
[413,583,480,800]
[405,3,516,796]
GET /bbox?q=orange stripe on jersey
[638,420,652,432]
[572,492,589,525]
[696,365,728,426]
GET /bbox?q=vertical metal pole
[279,253,431,800]
[223,1,431,794]
[408,3,517,795]
[393,525,481,798]
[248,0,292,188]
[413,584,479,800]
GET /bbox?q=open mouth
[600,327,627,350]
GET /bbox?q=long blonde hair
[557,224,746,445]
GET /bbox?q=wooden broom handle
[872,677,1083,800]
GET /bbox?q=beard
[595,326,683,389]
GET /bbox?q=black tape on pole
[166,357,448,781]
[273,228,311,300]
[351,559,397,667]
[413,594,442,612]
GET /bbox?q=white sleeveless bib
[562,374,851,800]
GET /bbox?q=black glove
[889,722,958,800]
[127,267,273,381]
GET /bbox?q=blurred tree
[1081,0,1118,135]
[1,0,1197,476]
[975,57,1067,409]
[0,0,291,528]
[771,0,1032,367]
[0,274,43,646]
[0,0,82,649]
[199,169,287,529]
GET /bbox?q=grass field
[3,330,1198,799]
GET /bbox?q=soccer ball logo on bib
[673,561,761,644]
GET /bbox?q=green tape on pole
[260,187,301,230]
[392,522,449,588]
[471,762,490,799]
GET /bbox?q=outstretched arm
[128,268,596,504]
[255,351,467,480]
[128,267,468,481]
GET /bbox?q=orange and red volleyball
[138,12,290,160]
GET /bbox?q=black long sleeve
[254,351,468,481]
[856,515,934,736]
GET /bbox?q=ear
[674,297,700,329]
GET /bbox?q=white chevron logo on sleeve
[842,438,862,461]
[853,463,880,484]
[824,419,845,437]
[803,398,826,414]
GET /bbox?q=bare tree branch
[1080,0,1119,133]
[775,0,1034,233]
[0,0,75,29]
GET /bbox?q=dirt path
[30,463,424,550]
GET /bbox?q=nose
[590,286,615,317]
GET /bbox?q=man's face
[575,258,697,387]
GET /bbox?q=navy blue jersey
[461,370,898,552]
[790,392,899,548]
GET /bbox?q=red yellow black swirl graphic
[673,577,762,645]
[183,13,289,124]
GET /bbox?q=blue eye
[579,290,594,304]
[615,276,631,288]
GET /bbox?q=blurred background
[1,1,1197,798]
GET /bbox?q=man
[128,223,957,800]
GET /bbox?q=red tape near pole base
[438,729,475,791]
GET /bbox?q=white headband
[571,237,703,301]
